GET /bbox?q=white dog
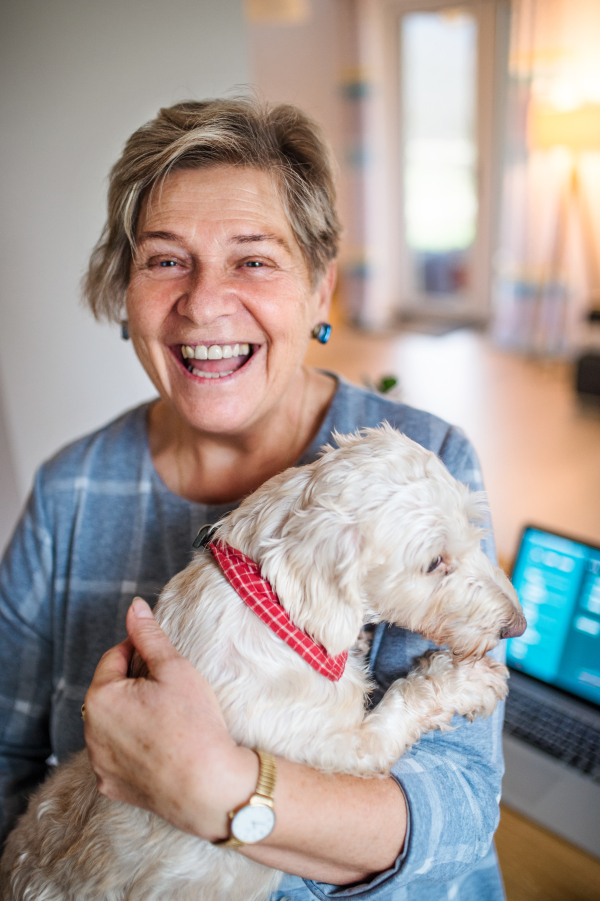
[1,426,525,901]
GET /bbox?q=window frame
[352,0,510,326]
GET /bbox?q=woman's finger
[89,637,134,688]
[125,598,182,677]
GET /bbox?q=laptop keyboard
[504,689,600,778]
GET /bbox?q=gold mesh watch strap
[213,749,277,848]
[254,749,277,800]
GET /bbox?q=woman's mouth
[178,343,254,379]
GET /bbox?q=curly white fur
[0,425,525,901]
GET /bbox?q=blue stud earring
[121,320,130,341]
[311,322,332,344]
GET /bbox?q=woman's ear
[314,260,337,321]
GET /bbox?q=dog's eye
[426,555,443,573]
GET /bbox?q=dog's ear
[259,514,366,657]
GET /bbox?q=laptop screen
[506,526,600,708]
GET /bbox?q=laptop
[502,524,600,858]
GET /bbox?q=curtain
[492,0,600,356]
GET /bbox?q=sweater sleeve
[302,426,505,898]
[0,469,55,845]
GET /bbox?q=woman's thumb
[126,598,180,674]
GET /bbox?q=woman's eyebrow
[230,233,291,252]
[137,230,182,244]
[136,231,292,253]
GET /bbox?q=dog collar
[208,541,347,681]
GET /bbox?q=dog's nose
[500,612,527,639]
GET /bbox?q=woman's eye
[243,260,263,268]
[427,555,443,574]
[143,257,186,277]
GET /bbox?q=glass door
[401,8,479,302]
[336,0,508,327]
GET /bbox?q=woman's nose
[176,269,239,325]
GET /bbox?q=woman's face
[126,166,334,437]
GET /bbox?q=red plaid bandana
[208,541,347,681]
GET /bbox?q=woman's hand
[85,598,406,884]
[83,598,258,840]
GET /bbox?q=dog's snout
[500,612,527,640]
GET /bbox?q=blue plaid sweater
[0,377,506,900]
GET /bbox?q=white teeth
[191,369,235,379]
[183,342,251,360]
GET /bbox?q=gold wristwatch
[215,749,277,847]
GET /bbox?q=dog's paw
[451,657,509,721]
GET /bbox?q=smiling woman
[0,98,508,901]
[123,165,335,503]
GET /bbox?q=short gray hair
[83,98,341,321]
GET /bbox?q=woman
[0,99,506,899]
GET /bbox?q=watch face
[231,803,276,844]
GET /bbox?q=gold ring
[81,703,86,721]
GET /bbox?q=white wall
[0,387,19,550]
[247,0,347,225]
[248,1,343,146]
[0,0,248,552]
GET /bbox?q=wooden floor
[496,805,600,901]
[306,323,600,899]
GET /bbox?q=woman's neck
[147,368,336,505]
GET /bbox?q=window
[392,0,509,321]
[401,8,479,301]
[344,0,509,326]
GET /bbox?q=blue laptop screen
[506,526,600,707]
